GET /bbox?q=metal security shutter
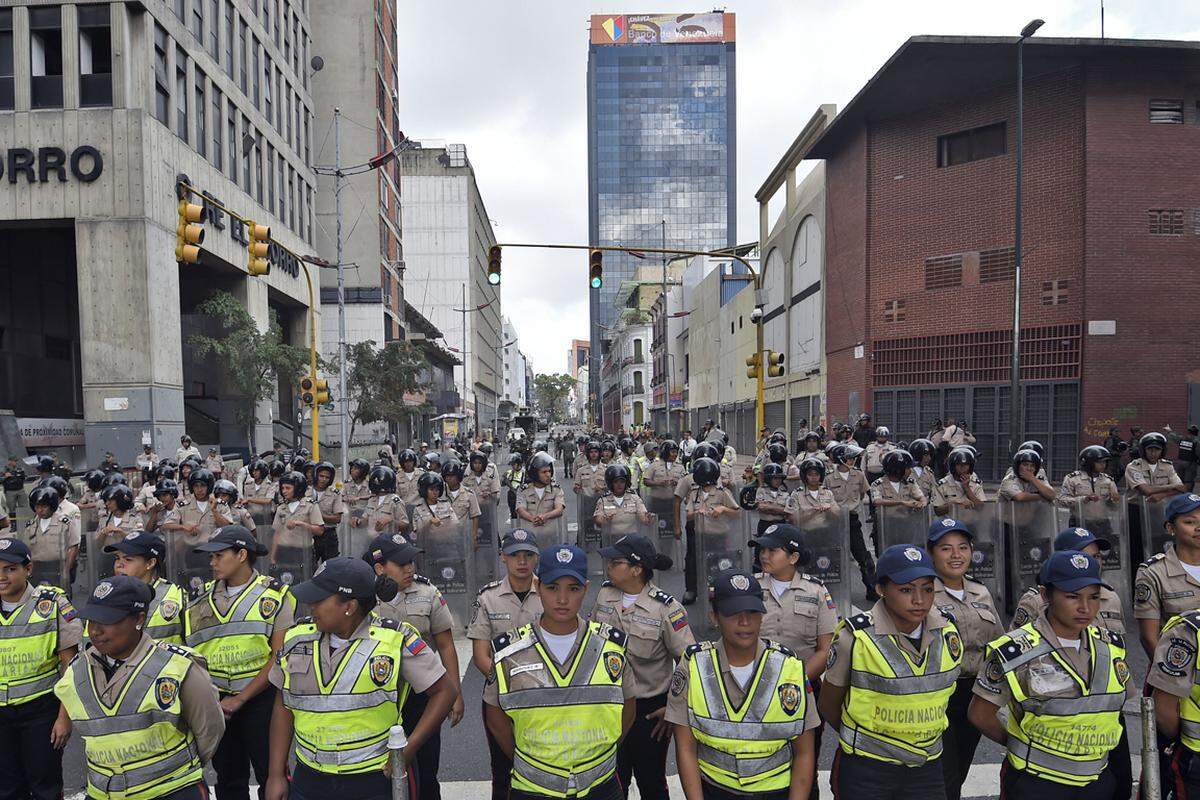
[790,396,810,441]
[764,401,786,436]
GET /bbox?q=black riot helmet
[277,471,309,498]
[1012,448,1043,473]
[41,476,72,502]
[368,465,396,494]
[881,450,913,479]
[586,440,602,459]
[188,468,216,492]
[762,463,786,486]
[1018,440,1046,459]
[1140,432,1169,458]
[313,461,337,486]
[908,438,936,462]
[442,459,466,481]
[249,460,270,482]
[528,452,555,484]
[604,464,632,493]
[349,458,371,481]
[29,485,62,512]
[1079,445,1111,473]
[660,440,679,459]
[154,463,177,482]
[399,449,418,469]
[84,469,107,492]
[469,451,488,471]
[798,457,827,482]
[766,443,788,465]
[106,485,135,512]
[213,479,239,502]
[692,442,721,463]
[599,441,616,459]
[691,457,721,487]
[417,471,445,499]
[768,432,787,447]
[618,437,635,455]
[103,472,128,488]
[269,461,287,479]
[480,442,494,456]
[947,447,977,474]
[154,479,180,499]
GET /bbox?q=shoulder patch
[37,587,63,601]
[939,606,957,625]
[156,641,192,658]
[848,612,873,631]
[1097,628,1126,649]
[265,576,284,592]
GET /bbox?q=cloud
[397,0,1200,376]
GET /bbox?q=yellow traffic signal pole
[176,180,322,458]
[495,242,765,430]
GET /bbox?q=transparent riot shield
[423,515,472,633]
[472,503,499,592]
[529,515,567,552]
[1004,498,1059,605]
[693,507,749,637]
[1070,498,1131,626]
[645,489,677,564]
[1134,496,1171,563]
[875,504,931,549]
[167,531,211,598]
[949,501,1004,613]
[264,518,313,589]
[25,517,70,592]
[578,486,600,564]
[339,514,374,565]
[251,504,274,546]
[804,508,852,618]
[84,521,124,598]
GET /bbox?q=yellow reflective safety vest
[838,610,962,766]
[1166,610,1200,753]
[494,622,627,798]
[0,585,68,706]
[146,579,185,645]
[184,573,288,693]
[279,617,417,774]
[55,641,204,800]
[988,622,1127,785]
[686,640,808,794]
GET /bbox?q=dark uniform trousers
[0,693,63,800]
[484,700,513,800]
[701,782,789,800]
[831,750,945,800]
[509,776,622,800]
[402,688,441,800]
[1170,744,1200,800]
[315,526,340,562]
[999,760,1115,800]
[940,678,983,800]
[290,761,395,800]
[846,512,877,592]
[212,685,275,800]
[616,693,670,800]
[684,520,697,595]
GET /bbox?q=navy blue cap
[749,523,804,555]
[927,517,974,545]
[77,575,153,624]
[501,529,540,555]
[192,525,268,556]
[291,556,377,603]
[1053,527,1111,554]
[536,544,588,585]
[104,531,167,561]
[1038,550,1112,591]
[364,532,421,566]
[599,533,658,565]
[0,537,31,564]
[709,569,766,615]
[875,544,938,585]
[1166,493,1200,522]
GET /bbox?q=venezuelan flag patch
[668,608,688,632]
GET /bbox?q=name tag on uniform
[596,605,615,615]
[1165,591,1196,600]
[793,595,818,606]
[510,663,544,676]
[631,614,661,628]
[404,597,430,605]
[488,612,511,621]
[971,602,991,610]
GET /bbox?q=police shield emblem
[778,682,802,716]
[945,631,963,661]
[370,655,394,686]
[1114,658,1131,686]
[258,597,279,618]
[159,599,180,620]
[603,652,625,682]
[155,677,180,709]
[35,598,54,617]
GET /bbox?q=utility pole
[334,108,349,481]
[461,282,468,425]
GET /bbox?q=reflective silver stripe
[499,684,623,711]
[295,738,389,767]
[745,651,784,721]
[1,670,59,702]
[839,725,942,766]
[694,650,727,722]
[283,688,398,711]
[1181,719,1200,738]
[688,711,804,741]
[332,640,379,695]
[186,619,273,645]
[73,709,180,736]
[0,619,54,639]
[848,668,959,695]
[696,740,792,779]
[1019,693,1126,716]
[1007,740,1108,778]
[146,622,183,640]
[213,674,254,693]
[1001,641,1054,672]
[87,741,199,793]
[512,750,616,795]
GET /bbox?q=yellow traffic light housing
[766,350,785,378]
[589,249,603,289]
[247,221,271,276]
[300,376,330,407]
[175,199,206,263]
[745,352,761,380]
[487,245,502,285]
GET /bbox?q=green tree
[188,290,310,452]
[533,373,577,423]
[327,340,434,444]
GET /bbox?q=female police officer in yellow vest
[819,544,962,800]
[484,543,635,800]
[666,568,818,800]
[107,531,186,644]
[265,557,457,800]
[969,550,1132,800]
[0,537,81,800]
[55,575,225,800]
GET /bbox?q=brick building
[811,36,1200,479]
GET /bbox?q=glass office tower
[587,13,737,423]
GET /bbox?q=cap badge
[904,547,921,561]
[941,519,956,527]
[94,581,114,599]
[556,548,573,564]
[1070,553,1090,570]
[127,531,140,540]
[765,524,778,534]
[730,574,751,591]
[0,540,10,550]
[391,534,408,545]
[1075,528,1089,538]
[513,530,528,541]
[1190,494,1200,502]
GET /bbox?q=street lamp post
[1010,18,1044,460]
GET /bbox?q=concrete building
[573,364,590,423]
[0,0,319,465]
[648,262,687,436]
[499,315,527,434]
[309,0,405,453]
[403,300,460,446]
[811,36,1200,480]
[400,142,502,436]
[600,265,672,432]
[567,338,590,378]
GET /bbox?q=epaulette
[601,579,614,588]
[598,623,627,646]
[59,515,70,523]
[649,588,675,605]
[764,639,796,658]
[939,606,957,624]
[1068,470,1082,477]
[24,518,33,527]
[155,641,194,658]
[392,495,401,502]
[37,586,62,600]
[1141,553,1166,569]
[492,626,535,661]
[178,499,189,507]
[847,612,873,631]
[1097,628,1125,649]
[295,616,314,626]
[993,629,1039,666]
[331,487,341,495]
[261,575,284,592]
[413,574,431,585]
[373,616,402,630]
[1181,609,1200,631]
[477,580,502,596]
[684,641,714,658]
[801,573,825,587]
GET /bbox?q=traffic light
[247,221,271,276]
[175,199,206,263]
[487,245,502,285]
[766,350,785,378]
[745,352,761,380]
[300,375,330,407]
[589,249,603,289]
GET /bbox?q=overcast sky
[396,0,1200,376]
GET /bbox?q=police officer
[443,459,482,546]
[755,464,792,535]
[175,434,201,464]
[410,472,458,542]
[591,534,693,799]
[790,457,839,530]
[0,537,80,800]
[1134,492,1200,657]
[213,479,256,531]
[1167,423,1200,491]
[1059,446,1120,511]
[1014,527,1125,632]
[270,471,323,575]
[56,574,224,800]
[265,557,457,800]
[825,443,876,600]
[0,489,9,534]
[679,457,741,607]
[465,450,501,510]
[999,449,1058,505]
[186,526,296,800]
[1148,602,1200,797]
[908,439,938,500]
[644,440,685,496]
[577,441,606,495]
[869,450,927,517]
[23,486,80,589]
[969,551,1132,799]
[820,544,962,800]
[932,447,988,515]
[667,568,819,800]
[863,426,896,484]
[355,465,408,536]
[594,465,652,539]
[147,479,184,536]
[503,453,525,522]
[177,468,222,548]
[309,462,344,562]
[467,530,544,800]
[483,544,635,800]
[342,458,373,524]
[135,464,172,514]
[107,532,186,644]
[515,453,566,545]
[206,447,225,476]
[1126,432,1186,519]
[397,449,425,506]
[926,519,1003,800]
[2,457,26,528]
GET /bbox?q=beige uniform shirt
[1013,585,1125,634]
[864,442,897,473]
[517,483,565,518]
[202,572,297,630]
[999,474,1052,503]
[216,504,256,532]
[1126,458,1184,493]
[467,577,543,641]
[665,638,821,732]
[147,501,182,535]
[932,474,988,513]
[70,634,224,761]
[590,582,694,697]
[757,572,838,663]
[754,486,792,523]
[1147,616,1200,700]
[465,466,501,502]
[374,576,455,641]
[869,477,927,506]
[681,486,740,533]
[445,488,482,522]
[133,483,158,514]
[176,499,226,546]
[9,582,82,649]
[204,456,225,476]
[1135,544,1200,622]
[175,446,201,463]
[341,479,371,516]
[96,510,144,551]
[364,494,409,535]
[824,600,954,687]
[940,426,976,449]
[912,466,937,500]
[593,492,650,537]
[271,497,324,548]
[575,463,606,495]
[396,469,424,505]
[1058,471,1121,505]
[790,487,840,526]
[824,467,868,514]
[22,513,81,563]
[410,500,459,540]
[933,578,1003,676]
[644,461,686,499]
[310,487,346,524]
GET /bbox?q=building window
[195,71,206,157]
[883,299,906,323]
[275,68,283,129]
[277,154,286,223]
[267,144,276,213]
[0,10,12,111]
[190,0,203,43]
[292,15,300,74]
[288,168,295,230]
[979,246,1016,283]
[208,0,219,57]
[238,17,248,93]
[175,46,188,141]
[285,84,293,143]
[223,2,234,77]
[30,6,64,110]
[272,0,280,46]
[283,11,291,69]
[255,133,263,204]
[307,185,313,243]
[242,115,252,189]
[301,36,308,89]
[153,25,170,124]
[1041,280,1068,306]
[174,0,186,22]
[75,5,112,107]
[924,253,962,290]
[211,87,223,167]
[1149,99,1184,124]
[1149,208,1185,235]
[263,55,272,124]
[251,37,260,107]
[937,122,1006,167]
[227,106,237,178]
